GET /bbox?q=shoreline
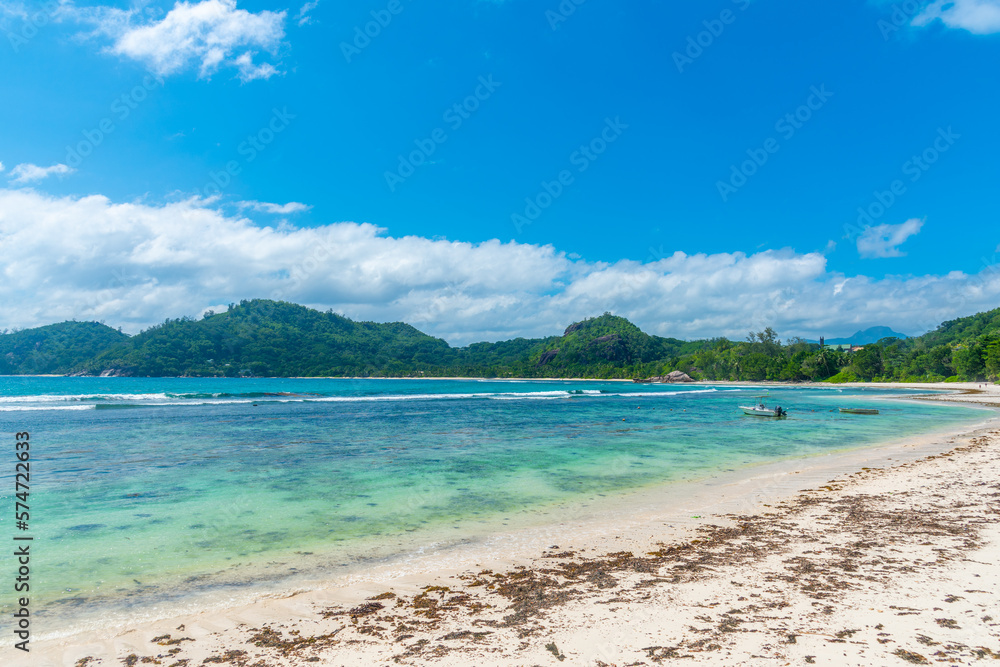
[11,384,1000,666]
[6,373,997,387]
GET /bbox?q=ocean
[0,377,985,636]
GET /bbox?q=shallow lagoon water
[0,377,984,631]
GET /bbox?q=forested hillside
[74,306,699,379]
[0,321,128,375]
[3,300,999,381]
[450,313,696,379]
[663,307,1000,383]
[77,300,453,377]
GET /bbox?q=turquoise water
[0,377,987,631]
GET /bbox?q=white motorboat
[739,396,787,418]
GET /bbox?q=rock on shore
[635,370,695,383]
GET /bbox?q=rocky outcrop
[537,349,560,365]
[633,371,695,383]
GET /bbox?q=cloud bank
[1,189,998,345]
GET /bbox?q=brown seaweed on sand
[128,430,1000,666]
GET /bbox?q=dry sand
[11,383,1000,666]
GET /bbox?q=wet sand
[12,382,1000,666]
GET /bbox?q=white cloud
[295,0,319,26]
[7,163,74,184]
[0,190,997,344]
[912,0,1000,34]
[232,51,280,82]
[66,2,147,36]
[74,0,287,81]
[856,218,924,258]
[0,161,5,172]
[237,200,311,214]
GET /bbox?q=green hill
[521,313,690,378]
[449,336,555,377]
[0,321,129,375]
[918,306,1000,349]
[75,305,696,379]
[797,307,1000,383]
[4,300,999,381]
[79,300,454,377]
[64,305,695,379]
[441,313,695,379]
[883,306,1000,381]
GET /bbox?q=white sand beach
[12,383,1000,667]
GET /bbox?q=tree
[739,352,775,381]
[852,345,883,381]
[953,343,985,380]
[747,327,778,345]
[985,335,1000,380]
[802,348,839,380]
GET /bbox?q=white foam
[0,405,95,411]
[0,387,725,410]
[0,393,171,403]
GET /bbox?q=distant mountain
[0,321,129,375]
[808,326,910,346]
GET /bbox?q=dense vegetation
[70,303,694,379]
[79,300,453,377]
[664,308,1000,383]
[448,314,698,379]
[0,321,128,375]
[2,300,999,381]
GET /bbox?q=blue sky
[1,0,999,344]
